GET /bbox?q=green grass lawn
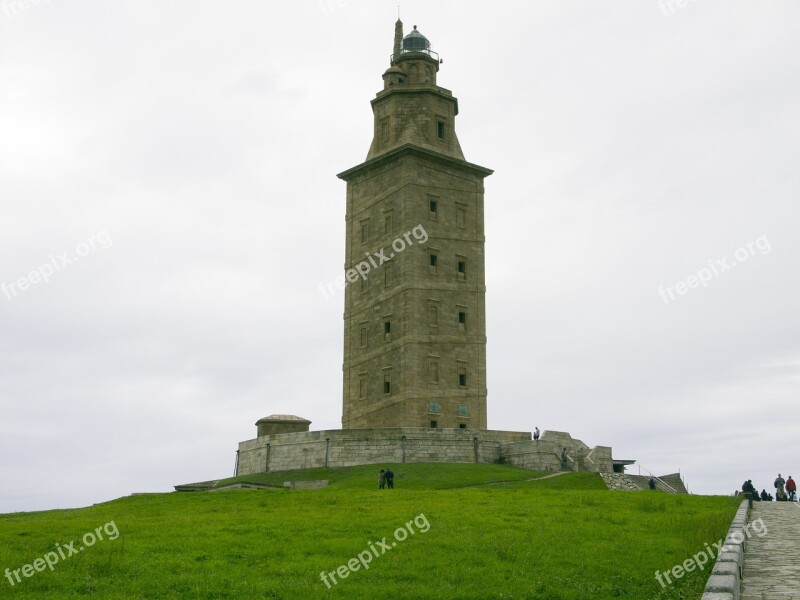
[0,464,740,599]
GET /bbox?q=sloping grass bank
[0,465,739,599]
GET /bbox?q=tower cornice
[337,143,493,182]
[372,84,459,116]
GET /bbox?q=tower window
[384,263,393,287]
[360,219,370,244]
[458,404,469,418]
[384,375,392,395]
[428,401,440,413]
[359,324,368,348]
[384,320,391,341]
[429,196,438,219]
[437,121,446,140]
[430,420,438,429]
[358,377,367,399]
[456,205,466,228]
[384,212,393,235]
[458,311,466,332]
[457,259,466,280]
[429,254,438,275]
[428,304,438,327]
[458,368,467,387]
[459,423,467,429]
[429,361,439,383]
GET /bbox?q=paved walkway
[741,501,800,599]
[459,471,568,489]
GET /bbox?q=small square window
[459,423,467,429]
[428,401,440,413]
[430,254,438,267]
[458,404,469,417]
[430,420,438,429]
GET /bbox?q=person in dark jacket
[384,468,394,489]
[760,489,770,501]
[742,480,759,501]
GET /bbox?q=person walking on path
[786,475,796,501]
[775,473,786,495]
[384,468,394,489]
[533,427,540,440]
[378,469,386,489]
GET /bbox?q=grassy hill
[0,464,739,599]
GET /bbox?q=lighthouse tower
[338,20,493,430]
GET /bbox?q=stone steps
[740,501,800,600]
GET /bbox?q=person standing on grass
[775,473,786,496]
[384,468,394,489]
[378,469,386,489]
[649,478,657,490]
[786,475,796,501]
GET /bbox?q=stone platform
[235,428,613,476]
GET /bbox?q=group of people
[741,473,797,502]
[378,468,394,489]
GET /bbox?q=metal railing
[636,464,681,494]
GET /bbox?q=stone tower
[338,20,493,430]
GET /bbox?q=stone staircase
[600,472,688,494]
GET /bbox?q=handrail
[636,464,680,494]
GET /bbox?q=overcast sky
[1,1,798,513]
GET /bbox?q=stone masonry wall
[236,428,612,476]
[505,431,612,473]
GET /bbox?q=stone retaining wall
[700,499,748,600]
[236,428,612,475]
